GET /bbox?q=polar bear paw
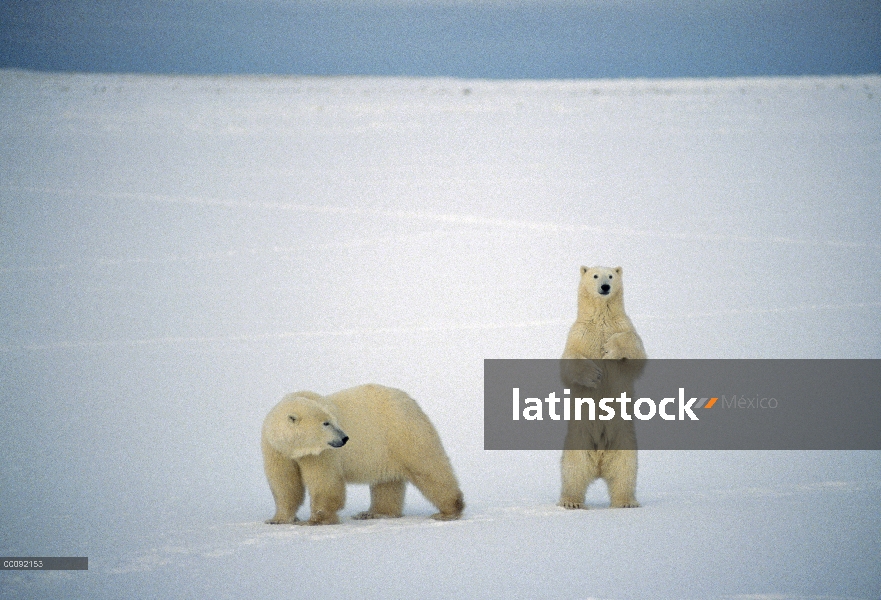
[603,332,645,360]
[265,515,299,525]
[353,511,401,520]
[579,360,603,387]
[602,333,628,359]
[430,511,462,521]
[563,359,602,387]
[298,510,340,525]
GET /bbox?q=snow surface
[1,69,879,599]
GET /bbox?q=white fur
[262,384,464,525]
[559,266,645,509]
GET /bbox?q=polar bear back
[321,384,451,484]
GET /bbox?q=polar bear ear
[581,266,589,275]
[614,266,622,275]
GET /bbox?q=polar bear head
[579,265,623,300]
[263,395,349,459]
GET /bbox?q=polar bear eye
[608,275,613,279]
[288,415,297,423]
[323,421,330,427]
[593,274,598,279]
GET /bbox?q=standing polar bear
[262,384,464,525]
[559,266,646,510]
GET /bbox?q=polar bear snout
[582,266,620,298]
[328,426,349,448]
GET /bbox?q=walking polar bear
[262,384,464,525]
[559,266,646,509]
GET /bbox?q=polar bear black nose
[600,284,610,294]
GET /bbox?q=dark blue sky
[1,0,879,79]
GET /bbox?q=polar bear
[262,384,465,525]
[558,266,646,510]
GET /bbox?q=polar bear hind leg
[559,449,599,509]
[404,464,464,521]
[605,450,640,508]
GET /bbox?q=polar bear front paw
[430,511,462,521]
[299,510,340,525]
[603,332,646,360]
[265,515,299,524]
[569,360,602,387]
[581,362,603,387]
[558,500,586,510]
[353,511,401,520]
[602,333,628,359]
